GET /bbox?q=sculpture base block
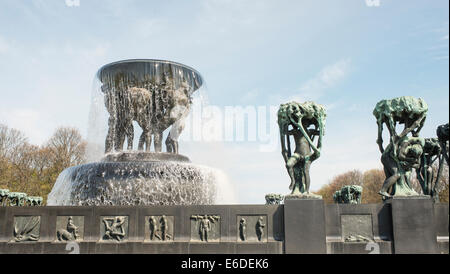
[284,198,326,253]
[387,197,438,253]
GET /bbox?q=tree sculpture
[373,96,428,198]
[278,101,326,198]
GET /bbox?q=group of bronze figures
[278,96,449,201]
[333,185,363,204]
[0,189,42,207]
[102,74,193,154]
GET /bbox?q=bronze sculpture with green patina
[264,193,284,205]
[0,189,9,206]
[437,123,449,166]
[278,101,326,198]
[0,190,43,207]
[373,96,428,198]
[333,185,363,204]
[8,192,28,206]
[416,138,444,202]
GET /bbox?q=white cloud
[297,58,351,100]
[428,22,449,61]
[273,59,352,106]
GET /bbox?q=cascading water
[49,159,219,206]
[47,59,235,206]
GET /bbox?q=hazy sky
[0,0,448,204]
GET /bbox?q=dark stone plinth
[325,203,393,242]
[388,196,438,254]
[325,203,394,254]
[101,152,190,163]
[284,199,326,254]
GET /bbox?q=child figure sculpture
[278,101,326,198]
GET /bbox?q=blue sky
[0,0,448,204]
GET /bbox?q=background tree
[0,124,28,190]
[44,127,87,193]
[361,169,385,204]
[410,162,449,203]
[437,163,449,202]
[0,124,28,159]
[46,127,86,170]
[0,124,87,203]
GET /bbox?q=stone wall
[0,198,447,254]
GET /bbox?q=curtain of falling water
[86,76,107,162]
[86,60,204,161]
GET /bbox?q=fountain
[47,59,223,206]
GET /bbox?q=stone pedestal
[283,198,326,254]
[388,196,438,254]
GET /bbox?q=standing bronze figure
[278,101,326,198]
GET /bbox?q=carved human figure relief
[101,216,128,242]
[56,216,84,242]
[146,215,174,242]
[239,218,247,241]
[256,217,266,241]
[237,216,267,243]
[190,215,220,242]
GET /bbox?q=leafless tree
[46,127,87,169]
[0,124,28,159]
